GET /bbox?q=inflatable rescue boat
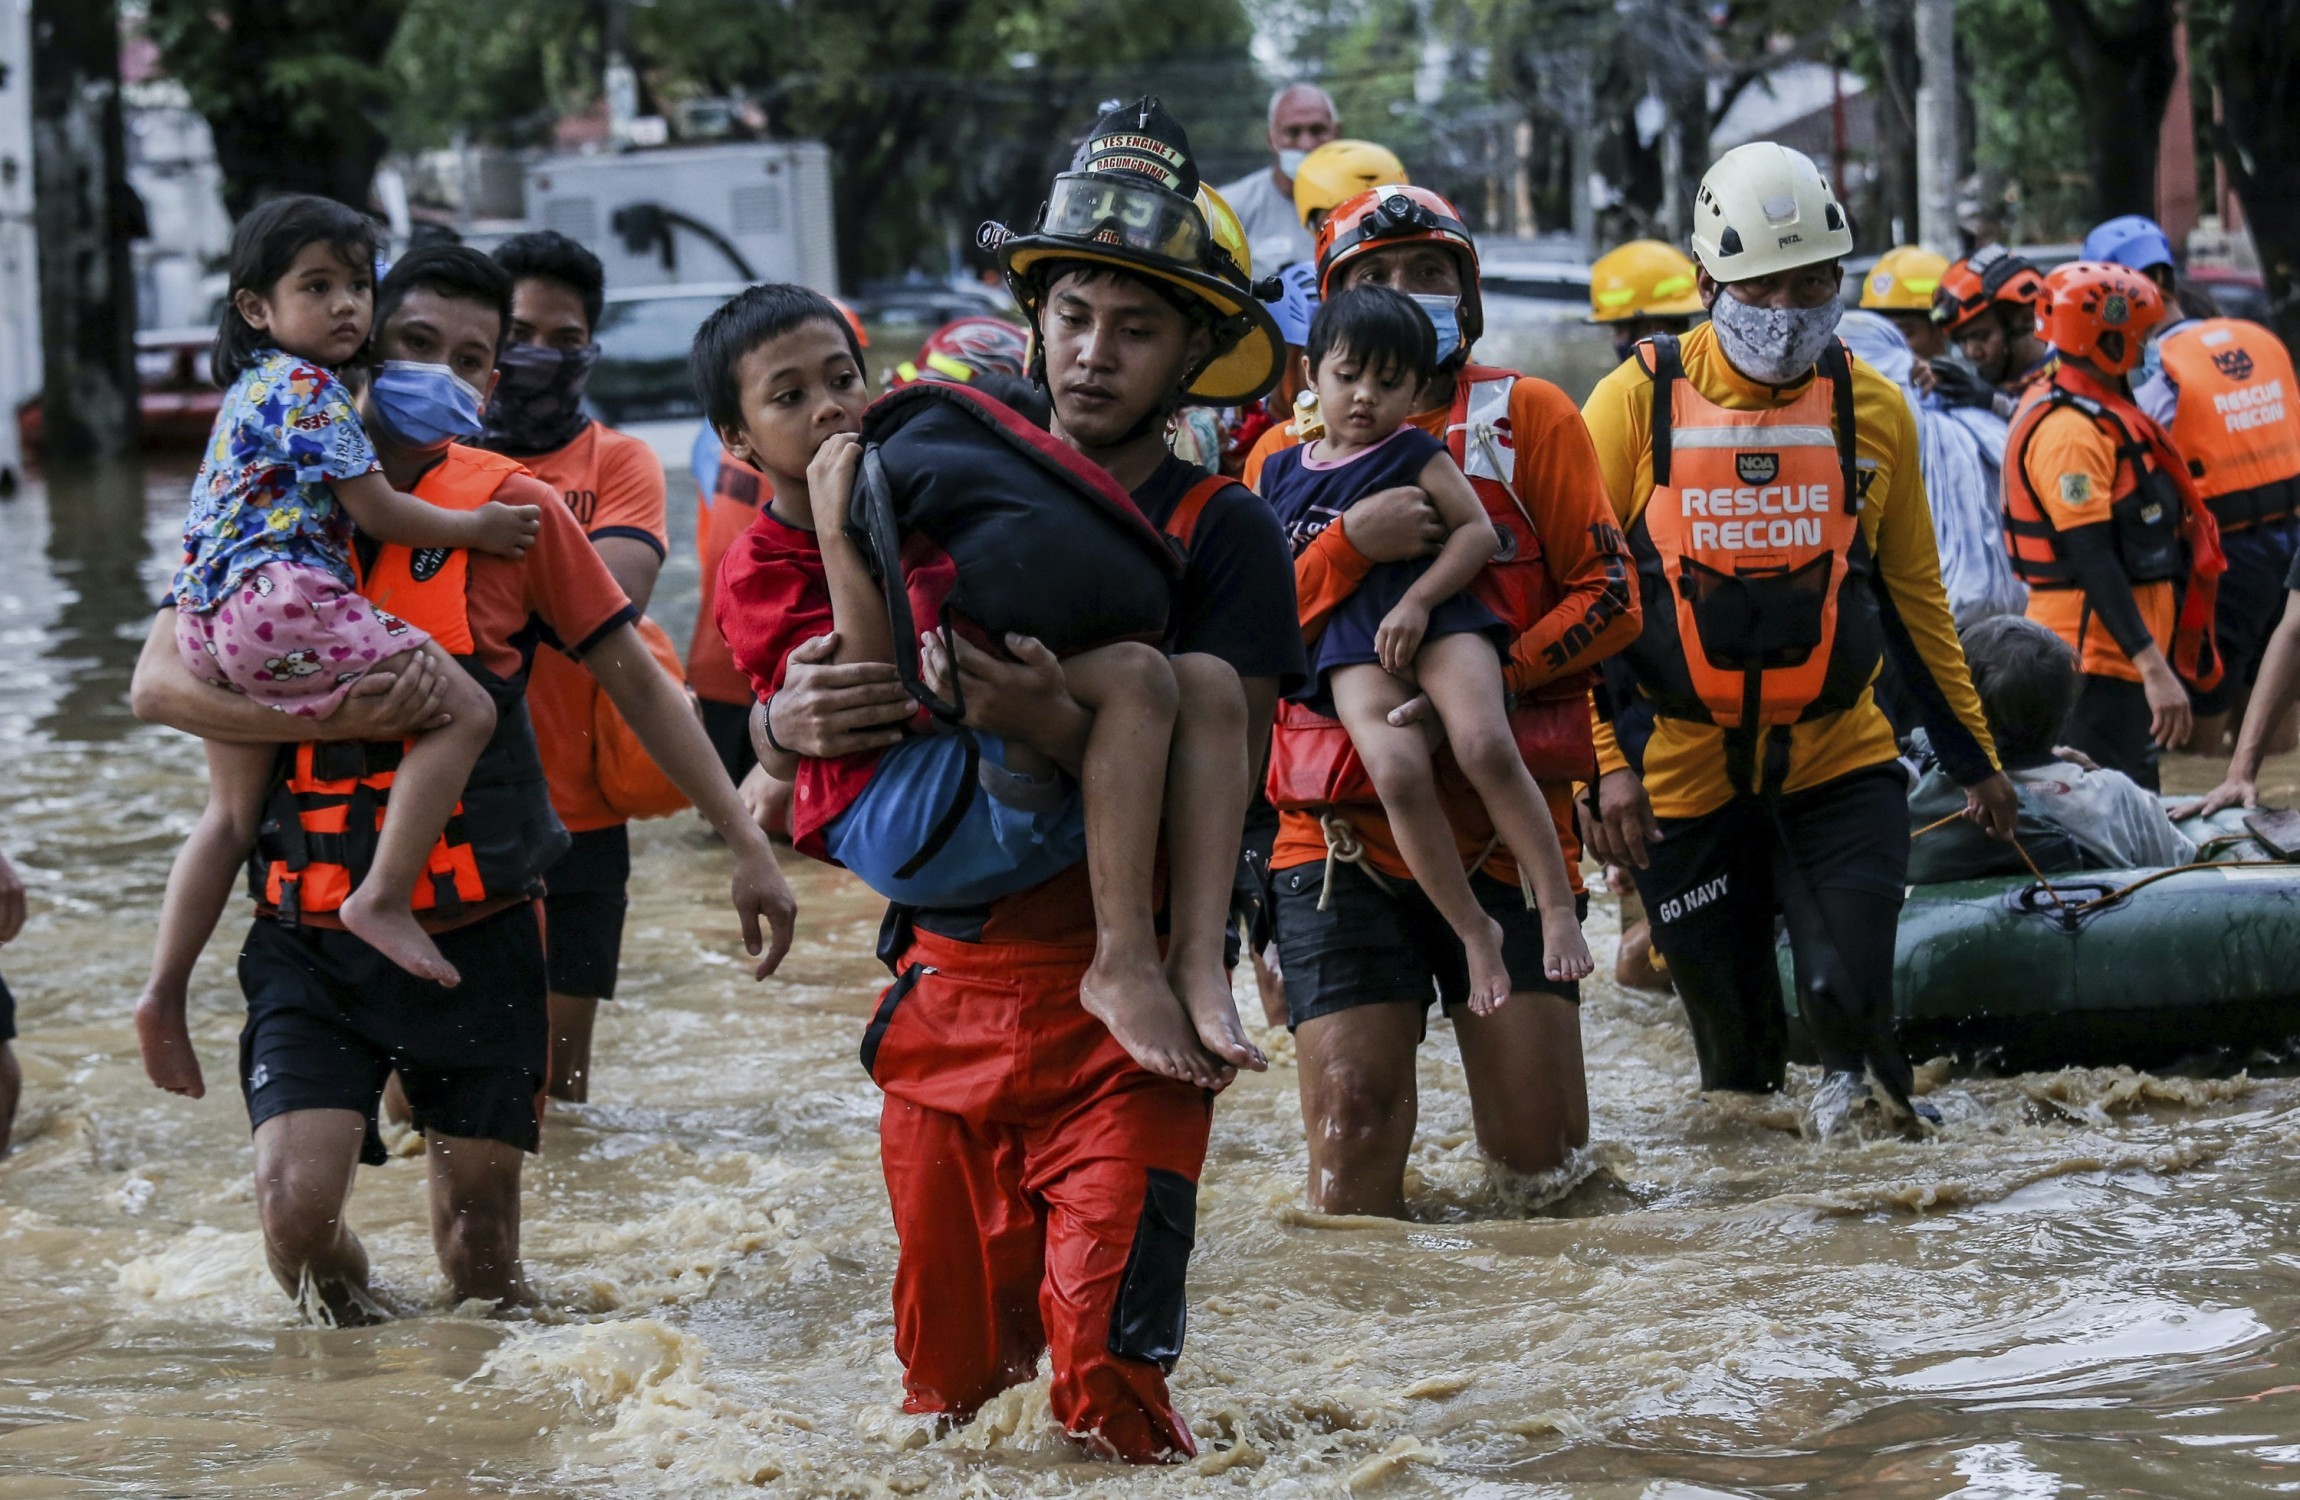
[1785,804,2300,1071]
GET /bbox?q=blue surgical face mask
[369,360,486,449]
[1407,293,1464,365]
[1277,148,1308,178]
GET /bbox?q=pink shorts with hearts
[174,562,430,719]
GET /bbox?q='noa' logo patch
[2213,348,2256,381]
[1736,452,1780,484]
[409,548,451,582]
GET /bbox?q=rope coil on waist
[1316,816,1536,911]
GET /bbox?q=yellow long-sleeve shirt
[1581,322,1999,820]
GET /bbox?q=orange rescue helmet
[831,296,869,349]
[1313,184,1482,344]
[1931,245,2045,335]
[2035,260,2165,377]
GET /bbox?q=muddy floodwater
[9,461,2300,1499]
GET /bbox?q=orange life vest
[247,445,571,926]
[1264,366,1599,815]
[2158,317,2300,531]
[2003,363,2225,691]
[1619,335,1882,767]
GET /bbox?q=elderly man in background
[1217,82,1339,272]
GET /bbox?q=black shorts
[699,695,759,785]
[0,971,14,1043]
[1271,860,1586,1030]
[2197,519,2300,714]
[237,903,548,1165]
[543,825,630,1000]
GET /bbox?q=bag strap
[1164,474,1232,559]
[854,442,966,725]
[1817,338,1860,513]
[1645,334,1682,490]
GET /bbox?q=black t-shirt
[1131,455,1307,694]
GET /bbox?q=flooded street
[7,460,2300,1498]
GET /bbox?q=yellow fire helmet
[1293,140,1410,228]
[1862,245,1950,311]
[1587,239,1704,323]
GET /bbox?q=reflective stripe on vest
[1447,366,1547,632]
[2159,318,2300,530]
[251,444,566,923]
[1623,335,1879,734]
[2003,377,2183,590]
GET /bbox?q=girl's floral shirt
[173,350,381,613]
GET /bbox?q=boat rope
[1910,809,2281,915]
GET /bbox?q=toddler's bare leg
[1059,642,1224,1088]
[1330,662,1512,1011]
[1415,633,1593,986]
[339,645,495,986]
[137,738,274,1097]
[1159,653,1264,1073]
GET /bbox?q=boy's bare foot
[1462,915,1512,1016]
[340,890,461,987]
[1543,910,1595,983]
[133,990,208,1098]
[1170,958,1267,1073]
[1081,951,1230,1090]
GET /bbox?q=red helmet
[2035,260,2165,376]
[1931,245,2046,335]
[891,315,1031,387]
[1313,184,1483,346]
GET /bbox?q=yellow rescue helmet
[1292,140,1411,228]
[1587,239,1703,323]
[1861,245,1949,311]
[1198,183,1251,282]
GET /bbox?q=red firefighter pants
[866,931,1212,1463]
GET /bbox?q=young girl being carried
[138,195,541,1086]
[1258,285,1594,1009]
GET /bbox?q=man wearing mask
[483,231,673,1103]
[1579,142,2018,1136]
[128,245,793,1322]
[1216,82,1339,274]
[1242,184,1640,1214]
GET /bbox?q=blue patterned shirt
[172,350,381,613]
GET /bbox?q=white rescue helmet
[1689,142,1854,283]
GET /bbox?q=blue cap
[1266,260,1320,347]
[2081,214,2176,273]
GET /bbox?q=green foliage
[1959,0,2092,241]
[383,0,1259,279]
[145,0,410,214]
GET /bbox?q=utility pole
[1914,0,1959,258]
[29,0,134,462]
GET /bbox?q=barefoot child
[702,283,1264,1088]
[1258,285,1593,1008]
[140,194,541,1035]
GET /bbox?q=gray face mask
[1708,290,1844,385]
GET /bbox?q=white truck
[524,141,838,295]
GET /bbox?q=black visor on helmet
[1041,174,1208,269]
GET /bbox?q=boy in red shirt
[705,283,1260,1087]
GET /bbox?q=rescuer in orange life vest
[2003,261,2227,791]
[1240,182,1640,1212]
[1578,142,2020,1137]
[126,246,796,1324]
[2129,278,2300,756]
